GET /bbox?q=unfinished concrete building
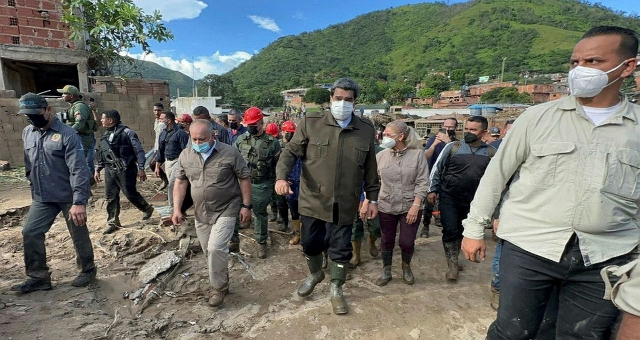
[0,0,88,96]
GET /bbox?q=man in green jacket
[275,78,380,315]
[58,85,97,175]
[235,107,281,259]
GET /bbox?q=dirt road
[0,175,497,339]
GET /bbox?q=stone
[0,161,10,171]
[138,251,180,284]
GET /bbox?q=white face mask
[330,100,354,121]
[568,60,628,98]
[158,122,167,130]
[380,136,396,149]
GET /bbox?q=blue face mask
[192,141,211,153]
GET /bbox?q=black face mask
[26,113,49,128]
[447,130,456,139]
[248,126,259,135]
[284,132,293,142]
[464,132,479,144]
[229,122,239,130]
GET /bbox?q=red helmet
[281,120,296,133]
[265,123,279,137]
[244,107,263,125]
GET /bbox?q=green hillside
[111,57,194,98]
[227,0,640,99]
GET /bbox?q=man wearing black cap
[13,93,96,293]
[191,106,232,145]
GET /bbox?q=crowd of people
[9,25,640,339]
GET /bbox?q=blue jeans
[491,240,502,289]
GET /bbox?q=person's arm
[172,157,188,225]
[156,130,167,164]
[178,130,190,150]
[64,131,91,226]
[428,142,453,195]
[423,137,439,159]
[22,129,32,180]
[70,103,90,132]
[125,129,147,170]
[275,118,307,195]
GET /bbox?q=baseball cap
[490,127,501,136]
[18,93,49,115]
[177,114,193,123]
[244,107,264,125]
[57,85,80,96]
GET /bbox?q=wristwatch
[369,200,378,205]
[241,203,253,210]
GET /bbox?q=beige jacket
[377,148,430,215]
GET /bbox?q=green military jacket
[276,112,380,225]
[235,131,281,182]
[65,100,95,135]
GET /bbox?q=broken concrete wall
[0,77,169,166]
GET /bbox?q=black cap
[19,93,49,115]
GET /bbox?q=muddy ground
[0,171,497,340]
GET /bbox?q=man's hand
[137,169,147,182]
[172,211,184,226]
[275,179,293,195]
[154,163,162,178]
[462,237,486,263]
[94,170,102,184]
[366,203,378,220]
[427,192,437,205]
[239,207,251,224]
[406,205,420,224]
[493,218,500,234]
[69,204,87,226]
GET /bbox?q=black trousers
[105,165,152,223]
[438,192,469,243]
[487,237,632,340]
[300,215,352,263]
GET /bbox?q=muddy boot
[269,204,277,222]
[208,283,229,307]
[277,206,289,232]
[329,262,348,315]
[297,254,325,297]
[376,251,393,286]
[257,243,267,259]
[368,235,379,258]
[490,286,500,310]
[443,241,460,281]
[349,240,361,269]
[401,252,414,285]
[420,225,430,238]
[289,219,301,245]
[321,251,328,269]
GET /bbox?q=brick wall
[0,78,170,166]
[0,0,75,49]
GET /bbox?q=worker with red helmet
[280,120,303,245]
[265,123,279,138]
[233,107,281,259]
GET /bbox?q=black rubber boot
[401,252,414,285]
[277,206,289,232]
[443,241,461,281]
[297,254,325,297]
[330,262,348,315]
[321,251,328,269]
[376,251,393,286]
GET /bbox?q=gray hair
[387,120,421,149]
[191,119,214,136]
[330,78,360,99]
[228,108,243,120]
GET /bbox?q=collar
[558,94,637,124]
[323,112,356,129]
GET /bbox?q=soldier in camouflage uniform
[234,107,281,259]
[58,85,97,175]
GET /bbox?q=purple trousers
[378,210,422,255]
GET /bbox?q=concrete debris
[138,251,180,284]
[0,160,10,171]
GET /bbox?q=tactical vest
[237,133,276,181]
[65,101,97,134]
[98,125,137,168]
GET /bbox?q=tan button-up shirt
[377,148,430,215]
[463,95,640,265]
[175,142,250,224]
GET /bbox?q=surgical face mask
[331,100,354,121]
[463,132,479,144]
[192,140,211,153]
[26,113,49,128]
[248,126,259,135]
[229,122,239,130]
[158,122,167,130]
[568,60,628,98]
[380,136,396,149]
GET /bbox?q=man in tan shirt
[462,26,640,339]
[172,119,252,307]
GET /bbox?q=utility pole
[500,57,507,83]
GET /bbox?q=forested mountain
[225,0,640,102]
[111,57,194,98]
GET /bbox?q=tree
[481,87,531,103]
[385,83,415,105]
[304,87,330,105]
[423,74,451,94]
[61,0,173,76]
[197,74,238,99]
[359,79,386,104]
[450,69,467,87]
[417,87,437,98]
